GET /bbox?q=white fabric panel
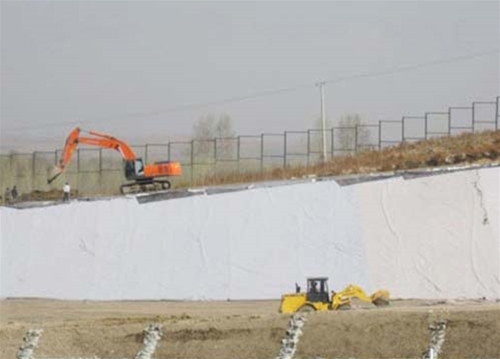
[0,181,366,300]
[1,168,498,300]
[355,167,500,299]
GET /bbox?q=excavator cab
[124,159,145,180]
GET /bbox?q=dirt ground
[1,299,499,359]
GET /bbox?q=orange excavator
[48,127,182,194]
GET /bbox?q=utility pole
[317,81,327,162]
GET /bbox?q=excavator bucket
[370,289,390,307]
[47,166,63,184]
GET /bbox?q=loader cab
[124,159,145,180]
[306,277,330,303]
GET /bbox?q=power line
[2,48,498,134]
[324,48,500,84]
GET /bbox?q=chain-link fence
[1,97,498,197]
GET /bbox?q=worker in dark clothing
[11,186,18,202]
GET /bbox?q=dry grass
[192,130,500,187]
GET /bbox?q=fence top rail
[5,152,33,156]
[215,136,239,141]
[357,124,380,128]
[473,101,496,105]
[238,135,262,139]
[284,130,308,134]
[425,112,449,116]
[145,143,170,146]
[403,116,425,119]
[168,141,192,145]
[191,138,217,143]
[262,133,285,137]
[449,106,473,110]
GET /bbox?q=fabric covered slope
[356,167,500,299]
[1,167,498,300]
[0,181,366,300]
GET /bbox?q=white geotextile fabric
[1,181,366,300]
[1,167,499,300]
[356,167,500,299]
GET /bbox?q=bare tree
[192,113,235,163]
[336,114,370,153]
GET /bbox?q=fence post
[424,113,429,139]
[496,96,499,131]
[378,121,382,150]
[306,130,311,167]
[330,128,334,158]
[354,125,358,154]
[190,140,194,185]
[31,152,36,192]
[447,108,452,136]
[237,136,241,173]
[260,134,264,173]
[76,149,80,196]
[145,144,149,164]
[283,131,287,168]
[99,148,103,195]
[401,117,405,142]
[214,138,217,164]
[213,138,217,180]
[472,103,476,132]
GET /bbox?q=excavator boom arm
[48,127,138,183]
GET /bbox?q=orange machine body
[144,162,182,177]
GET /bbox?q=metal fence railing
[1,97,498,196]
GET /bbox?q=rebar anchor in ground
[135,324,163,359]
[421,320,447,359]
[276,313,307,359]
[16,329,43,359]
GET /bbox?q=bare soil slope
[1,299,499,359]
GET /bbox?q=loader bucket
[371,289,390,307]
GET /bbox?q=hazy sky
[1,1,499,152]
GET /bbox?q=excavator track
[120,179,171,195]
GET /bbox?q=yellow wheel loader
[279,277,390,314]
